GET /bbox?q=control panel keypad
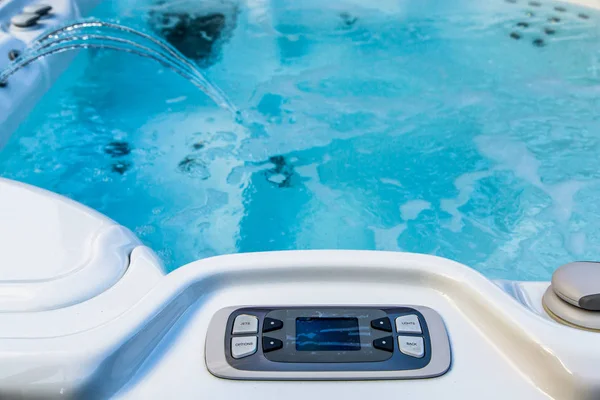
[228,307,440,369]
[208,306,450,380]
[228,310,429,361]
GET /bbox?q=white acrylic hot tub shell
[0,178,150,311]
[0,247,598,399]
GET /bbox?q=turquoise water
[1,0,600,279]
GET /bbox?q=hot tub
[1,0,600,398]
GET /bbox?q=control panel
[205,306,451,380]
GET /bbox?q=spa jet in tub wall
[0,0,101,146]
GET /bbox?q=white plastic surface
[0,178,143,311]
[495,280,552,319]
[0,250,596,399]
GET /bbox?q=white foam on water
[266,173,287,184]
[379,178,403,188]
[475,135,586,223]
[479,206,550,274]
[133,107,249,263]
[475,135,588,262]
[546,181,587,225]
[569,231,587,255]
[474,136,543,187]
[4,0,600,278]
[295,162,374,249]
[400,200,431,221]
[166,96,187,104]
[369,224,406,251]
[440,171,491,233]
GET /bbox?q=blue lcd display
[295,318,361,351]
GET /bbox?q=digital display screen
[295,318,360,351]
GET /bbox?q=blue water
[1,0,600,279]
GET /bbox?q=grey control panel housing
[205,305,452,380]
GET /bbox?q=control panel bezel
[206,305,452,380]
